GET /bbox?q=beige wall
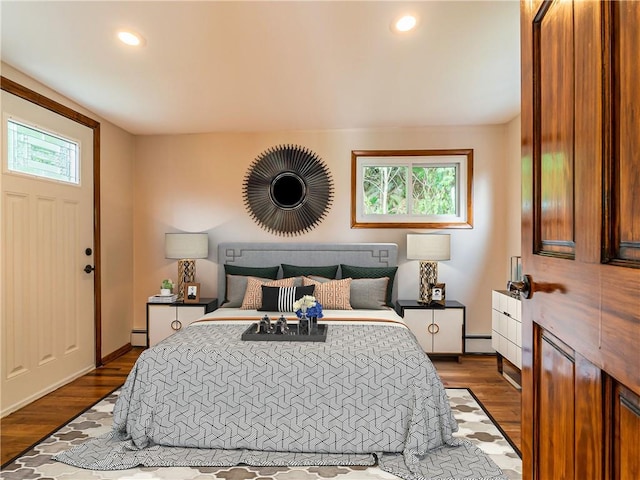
[1,63,521,353]
[1,64,136,358]
[134,124,514,338]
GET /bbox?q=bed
[55,243,504,479]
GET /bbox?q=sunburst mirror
[243,145,334,236]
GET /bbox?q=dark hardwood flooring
[1,350,521,466]
[431,356,522,451]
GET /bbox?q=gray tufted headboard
[218,242,398,302]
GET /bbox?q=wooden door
[520,1,639,479]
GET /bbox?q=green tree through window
[363,165,457,216]
[363,166,407,214]
[352,149,473,229]
[412,166,456,215]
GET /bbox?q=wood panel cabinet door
[520,1,640,479]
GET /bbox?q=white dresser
[491,290,522,384]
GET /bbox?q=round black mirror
[243,145,334,236]
[270,172,306,209]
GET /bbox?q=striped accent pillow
[259,285,315,312]
[240,277,295,309]
[303,277,352,310]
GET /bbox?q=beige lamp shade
[165,233,209,259]
[406,234,450,261]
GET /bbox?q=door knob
[507,274,533,299]
[84,264,95,274]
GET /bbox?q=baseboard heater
[131,330,147,347]
[464,334,493,354]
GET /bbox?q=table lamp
[165,233,209,301]
[406,234,451,304]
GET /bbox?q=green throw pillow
[224,264,279,279]
[339,264,397,306]
[281,264,339,279]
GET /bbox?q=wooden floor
[1,350,521,466]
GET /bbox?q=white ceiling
[1,1,521,136]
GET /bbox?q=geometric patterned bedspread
[55,318,506,479]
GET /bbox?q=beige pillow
[303,277,352,310]
[241,277,295,309]
[349,277,390,310]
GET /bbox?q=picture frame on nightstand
[431,283,446,306]
[183,282,200,303]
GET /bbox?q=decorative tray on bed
[241,323,328,342]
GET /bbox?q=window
[351,149,473,228]
[5,118,80,184]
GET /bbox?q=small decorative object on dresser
[431,283,446,306]
[148,293,178,303]
[160,278,174,296]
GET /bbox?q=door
[1,83,98,416]
[520,1,639,479]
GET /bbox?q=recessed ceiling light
[117,30,144,46]
[393,15,418,33]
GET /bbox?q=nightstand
[146,298,218,347]
[395,299,466,360]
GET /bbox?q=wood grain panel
[574,0,602,264]
[538,333,574,479]
[613,2,640,263]
[520,1,536,474]
[537,0,575,257]
[522,1,640,479]
[574,354,603,479]
[615,385,640,480]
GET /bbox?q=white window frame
[351,149,473,229]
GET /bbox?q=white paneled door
[1,89,95,417]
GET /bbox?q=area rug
[1,388,521,480]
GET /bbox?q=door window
[5,117,80,185]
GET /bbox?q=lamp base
[418,260,438,304]
[177,259,196,301]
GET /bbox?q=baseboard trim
[101,343,132,365]
[1,365,95,418]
